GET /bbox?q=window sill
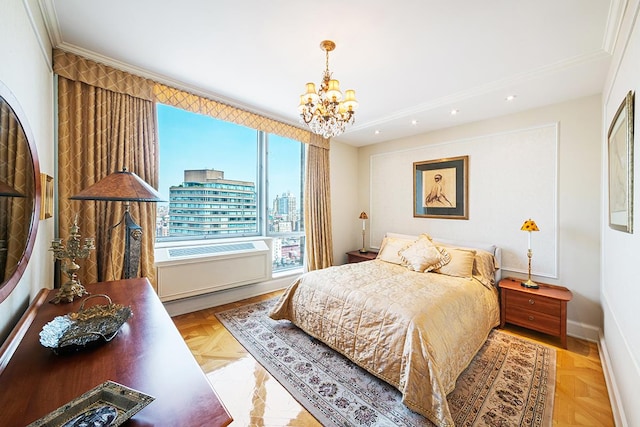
[272,267,303,280]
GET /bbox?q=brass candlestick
[50,215,95,303]
[521,248,539,289]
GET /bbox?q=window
[267,134,305,271]
[156,104,305,273]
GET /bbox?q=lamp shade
[326,79,343,101]
[342,89,359,111]
[0,179,25,198]
[70,168,164,202]
[358,211,368,220]
[303,83,319,104]
[520,219,539,232]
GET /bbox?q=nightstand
[499,277,572,348]
[346,250,378,263]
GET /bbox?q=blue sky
[157,104,302,206]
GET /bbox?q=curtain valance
[53,49,330,149]
[154,83,329,147]
[53,50,155,101]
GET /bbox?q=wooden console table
[0,278,232,427]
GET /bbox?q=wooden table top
[0,278,232,427]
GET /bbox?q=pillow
[376,236,416,265]
[435,248,476,278]
[399,235,451,272]
[472,250,499,288]
[434,241,498,287]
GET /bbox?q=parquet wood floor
[172,291,615,426]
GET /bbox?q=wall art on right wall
[608,90,634,233]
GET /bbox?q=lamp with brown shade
[0,179,25,198]
[70,168,165,280]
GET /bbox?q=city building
[168,169,257,236]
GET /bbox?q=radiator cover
[155,240,271,301]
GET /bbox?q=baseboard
[598,331,628,427]
[163,274,294,317]
[567,319,600,342]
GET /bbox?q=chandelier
[298,40,358,139]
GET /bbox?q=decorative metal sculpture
[50,215,95,303]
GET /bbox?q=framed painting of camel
[414,155,468,219]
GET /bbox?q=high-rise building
[272,191,298,231]
[168,169,257,236]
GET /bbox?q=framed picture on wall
[40,173,53,220]
[608,90,634,233]
[414,155,468,219]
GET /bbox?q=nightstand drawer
[505,307,561,336]
[498,278,572,348]
[505,291,561,316]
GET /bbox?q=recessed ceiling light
[450,109,459,115]
[411,119,418,126]
[374,130,381,135]
[505,95,517,101]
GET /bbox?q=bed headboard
[384,233,502,284]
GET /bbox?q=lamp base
[521,279,539,289]
[50,279,89,304]
[359,248,368,253]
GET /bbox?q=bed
[269,233,501,427]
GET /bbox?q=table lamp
[0,179,25,198]
[70,168,164,279]
[520,218,540,288]
[359,211,368,253]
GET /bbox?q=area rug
[216,298,556,427]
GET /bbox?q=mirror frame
[0,80,41,303]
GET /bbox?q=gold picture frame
[40,173,53,220]
[608,91,634,233]
[413,156,468,219]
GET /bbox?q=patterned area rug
[216,298,556,427]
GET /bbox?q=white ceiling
[41,0,618,146]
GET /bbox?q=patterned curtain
[0,102,33,281]
[54,50,158,286]
[304,134,333,270]
[54,49,335,280]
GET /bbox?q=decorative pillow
[435,241,498,287]
[399,235,451,272]
[435,248,476,278]
[376,236,416,265]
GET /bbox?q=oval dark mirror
[0,82,40,302]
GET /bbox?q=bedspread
[269,259,500,427]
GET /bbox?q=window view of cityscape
[155,104,305,272]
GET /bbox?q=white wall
[0,0,54,341]
[357,95,602,339]
[329,140,360,264]
[601,0,640,424]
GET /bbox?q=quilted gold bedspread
[269,259,500,427]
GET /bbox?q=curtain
[0,102,33,281]
[304,134,333,270]
[54,49,335,281]
[55,50,158,287]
